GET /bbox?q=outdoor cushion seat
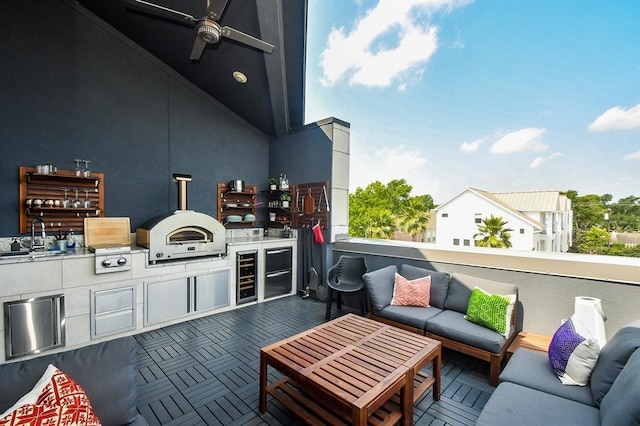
[478,321,640,425]
[374,305,443,331]
[500,349,595,406]
[425,310,509,353]
[476,382,601,426]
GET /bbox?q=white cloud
[320,0,470,88]
[349,145,430,192]
[380,146,429,170]
[529,152,563,168]
[490,127,548,154]
[623,150,640,161]
[588,104,640,131]
[460,137,487,153]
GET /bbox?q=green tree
[474,215,513,248]
[349,180,435,239]
[397,195,433,241]
[577,226,610,254]
[610,195,640,232]
[567,192,608,232]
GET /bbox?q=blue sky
[304,0,640,204]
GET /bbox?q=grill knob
[156,252,163,258]
[101,259,112,267]
[117,257,127,266]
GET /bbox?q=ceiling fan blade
[124,0,197,26]
[190,36,209,61]
[221,26,275,54]
[205,0,229,20]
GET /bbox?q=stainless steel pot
[229,179,245,192]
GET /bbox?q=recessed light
[233,71,248,84]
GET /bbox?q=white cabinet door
[145,277,189,325]
[194,270,230,312]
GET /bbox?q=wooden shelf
[217,183,257,227]
[19,166,105,234]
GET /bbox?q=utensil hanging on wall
[304,188,315,215]
[322,185,330,212]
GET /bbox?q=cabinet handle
[266,270,290,278]
[266,249,290,255]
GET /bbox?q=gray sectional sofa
[0,336,147,426]
[363,263,522,386]
[476,320,640,425]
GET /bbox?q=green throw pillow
[465,287,516,338]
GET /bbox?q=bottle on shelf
[66,229,76,249]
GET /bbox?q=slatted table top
[260,314,441,425]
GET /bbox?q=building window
[520,229,525,234]
[475,213,482,224]
[453,238,460,245]
[442,213,448,218]
[463,239,470,246]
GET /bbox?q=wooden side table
[507,331,552,359]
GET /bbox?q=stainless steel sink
[0,250,30,257]
[0,250,67,259]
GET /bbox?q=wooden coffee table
[260,314,441,425]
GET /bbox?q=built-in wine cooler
[236,250,257,304]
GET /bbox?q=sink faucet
[31,217,46,251]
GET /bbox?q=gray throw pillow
[590,320,640,406]
[363,265,397,312]
[599,348,640,425]
[399,264,450,309]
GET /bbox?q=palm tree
[364,208,396,239]
[398,198,431,241]
[474,215,513,248]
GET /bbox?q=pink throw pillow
[390,273,431,307]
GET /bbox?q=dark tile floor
[135,296,494,425]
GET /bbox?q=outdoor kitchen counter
[0,236,298,362]
[226,235,297,246]
[0,245,147,265]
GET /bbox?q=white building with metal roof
[433,188,573,252]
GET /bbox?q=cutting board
[84,217,131,247]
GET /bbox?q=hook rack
[292,181,329,229]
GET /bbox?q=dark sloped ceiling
[75,0,306,137]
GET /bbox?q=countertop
[225,235,297,246]
[0,236,297,265]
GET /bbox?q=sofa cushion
[376,305,442,331]
[590,320,640,406]
[425,310,507,353]
[500,349,595,406]
[465,287,516,338]
[444,273,517,314]
[363,265,397,312]
[0,337,139,426]
[399,265,450,309]
[476,382,601,426]
[0,364,101,425]
[548,315,600,386]
[390,273,431,307]
[600,348,640,426]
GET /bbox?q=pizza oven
[136,174,226,264]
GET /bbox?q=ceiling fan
[124,0,275,60]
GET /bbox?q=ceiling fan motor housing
[197,20,221,43]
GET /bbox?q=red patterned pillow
[390,273,431,307]
[0,365,101,426]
